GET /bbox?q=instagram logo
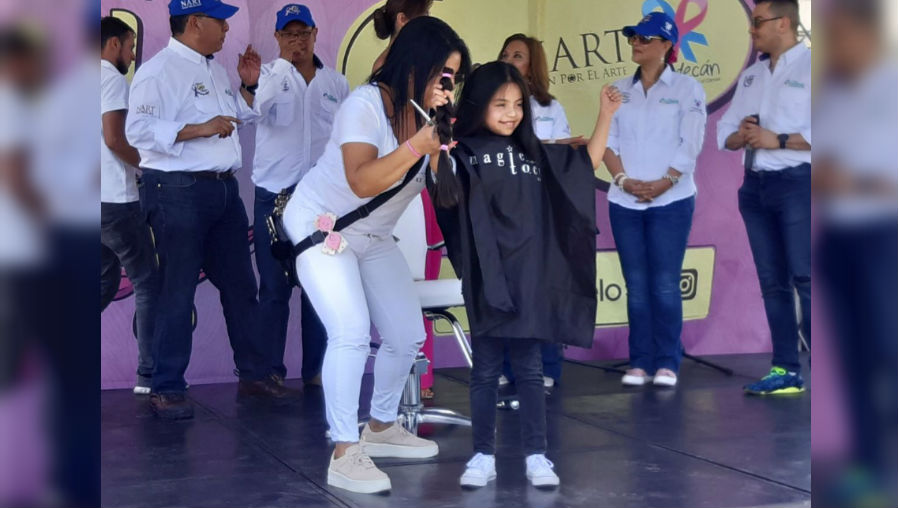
[680,269,698,300]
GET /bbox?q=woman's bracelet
[405,140,423,158]
[614,173,629,189]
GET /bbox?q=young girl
[498,33,589,393]
[429,61,620,488]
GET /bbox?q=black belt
[142,169,235,180]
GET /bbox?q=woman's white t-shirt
[530,97,571,142]
[284,84,427,240]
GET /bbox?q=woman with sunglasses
[603,12,708,388]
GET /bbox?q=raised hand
[600,84,623,116]
[237,44,261,87]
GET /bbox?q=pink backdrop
[100,0,771,389]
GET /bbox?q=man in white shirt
[250,4,348,387]
[125,0,293,419]
[717,0,811,395]
[100,17,160,396]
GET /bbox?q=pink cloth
[420,190,444,389]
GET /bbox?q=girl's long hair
[454,61,544,165]
[369,16,470,208]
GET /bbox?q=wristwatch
[241,82,258,95]
[663,174,680,186]
[777,133,789,149]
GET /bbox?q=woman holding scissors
[281,16,470,494]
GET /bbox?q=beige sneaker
[360,422,439,459]
[327,444,391,494]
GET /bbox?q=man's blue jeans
[253,185,327,381]
[738,165,811,373]
[142,169,267,394]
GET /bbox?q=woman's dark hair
[372,0,434,39]
[454,61,544,165]
[369,16,470,208]
[498,33,554,107]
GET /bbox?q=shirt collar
[631,65,675,87]
[100,59,119,72]
[759,42,808,65]
[168,37,209,65]
[780,42,808,66]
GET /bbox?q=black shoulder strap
[291,158,423,256]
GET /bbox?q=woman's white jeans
[296,230,425,443]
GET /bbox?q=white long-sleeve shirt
[125,38,255,173]
[249,57,349,193]
[607,66,707,210]
[717,42,812,171]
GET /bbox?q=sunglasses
[627,34,664,45]
[751,16,783,28]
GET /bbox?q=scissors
[409,99,434,126]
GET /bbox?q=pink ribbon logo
[642,0,709,63]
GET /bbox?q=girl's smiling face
[484,82,524,136]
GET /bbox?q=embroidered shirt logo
[743,75,755,88]
[135,105,156,116]
[282,79,290,92]
[323,92,338,103]
[784,79,806,89]
[659,98,680,105]
[193,82,210,97]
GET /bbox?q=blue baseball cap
[276,4,315,30]
[168,0,239,20]
[623,11,679,44]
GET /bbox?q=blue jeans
[101,201,159,385]
[819,220,897,472]
[141,169,267,393]
[253,185,328,381]
[609,196,695,374]
[738,165,811,373]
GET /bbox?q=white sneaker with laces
[543,376,555,388]
[498,375,509,386]
[460,453,496,488]
[327,444,391,494]
[621,368,653,386]
[526,454,560,488]
[653,369,678,387]
[133,386,151,395]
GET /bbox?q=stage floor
[101,353,811,508]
